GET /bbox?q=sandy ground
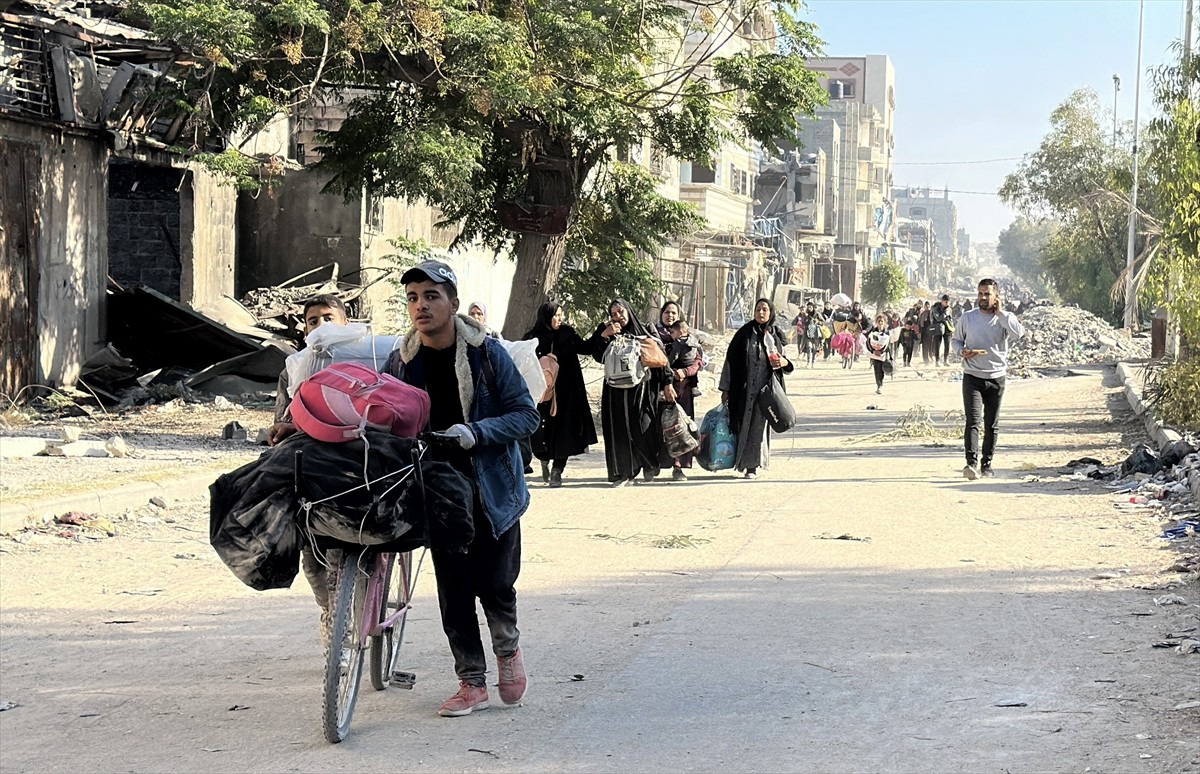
[1,361,1198,773]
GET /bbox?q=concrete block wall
[107,161,183,298]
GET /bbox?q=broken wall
[0,119,107,389]
[236,169,364,295]
[107,160,182,297]
[180,164,236,309]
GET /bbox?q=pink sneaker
[437,681,489,717]
[496,649,527,706]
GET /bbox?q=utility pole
[1111,75,1121,148]
[1124,0,1145,331]
[1186,0,1195,70]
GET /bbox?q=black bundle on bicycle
[210,430,475,591]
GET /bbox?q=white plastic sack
[285,323,403,397]
[496,339,547,404]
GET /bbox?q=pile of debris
[238,262,392,342]
[1008,306,1150,373]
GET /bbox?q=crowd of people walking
[266,260,1023,719]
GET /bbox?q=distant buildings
[754,55,896,298]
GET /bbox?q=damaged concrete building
[0,0,517,402]
[0,0,239,396]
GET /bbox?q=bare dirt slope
[1,362,1197,773]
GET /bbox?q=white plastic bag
[496,339,547,404]
[285,323,403,397]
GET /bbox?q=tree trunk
[501,232,569,339]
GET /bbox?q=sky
[803,0,1190,244]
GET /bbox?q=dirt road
[2,363,1197,773]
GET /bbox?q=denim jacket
[386,334,539,539]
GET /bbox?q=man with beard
[952,278,1026,480]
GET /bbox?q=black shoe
[540,460,551,483]
[549,469,563,488]
[672,467,687,481]
[981,465,995,478]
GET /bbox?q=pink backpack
[291,362,431,443]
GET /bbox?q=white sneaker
[962,464,979,481]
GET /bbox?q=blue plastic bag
[697,404,736,471]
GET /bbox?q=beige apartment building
[790,55,896,298]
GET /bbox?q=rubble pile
[240,282,340,323]
[1008,306,1150,372]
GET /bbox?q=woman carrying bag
[719,298,794,480]
[587,299,669,487]
[522,302,597,487]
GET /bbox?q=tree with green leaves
[554,162,703,329]
[1141,40,1200,350]
[995,216,1058,296]
[999,88,1134,322]
[860,260,907,314]
[128,0,827,336]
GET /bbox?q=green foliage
[132,0,827,334]
[554,163,703,328]
[129,0,826,238]
[999,89,1133,323]
[1144,358,1200,432]
[996,216,1058,295]
[192,149,263,189]
[860,260,908,313]
[1145,41,1200,347]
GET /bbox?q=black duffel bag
[757,375,796,433]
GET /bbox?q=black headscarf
[609,298,650,337]
[724,298,788,433]
[656,300,683,342]
[525,302,564,354]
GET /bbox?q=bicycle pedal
[389,671,416,689]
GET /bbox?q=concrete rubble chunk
[105,436,130,458]
[44,441,112,458]
[0,438,52,459]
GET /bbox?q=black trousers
[431,515,521,687]
[937,332,951,362]
[871,358,885,387]
[962,373,1006,467]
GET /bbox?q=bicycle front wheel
[322,551,367,744]
[369,550,414,691]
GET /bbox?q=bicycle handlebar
[417,431,464,450]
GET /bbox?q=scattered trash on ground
[815,533,872,543]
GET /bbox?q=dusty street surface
[1,362,1198,773]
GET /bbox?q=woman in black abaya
[522,302,597,487]
[586,299,668,487]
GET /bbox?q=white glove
[444,423,476,450]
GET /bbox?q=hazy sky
[804,0,1189,243]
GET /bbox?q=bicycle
[297,432,460,744]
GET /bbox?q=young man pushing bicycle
[383,260,539,717]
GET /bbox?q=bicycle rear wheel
[322,551,367,744]
[369,550,414,691]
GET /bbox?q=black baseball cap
[400,260,458,290]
